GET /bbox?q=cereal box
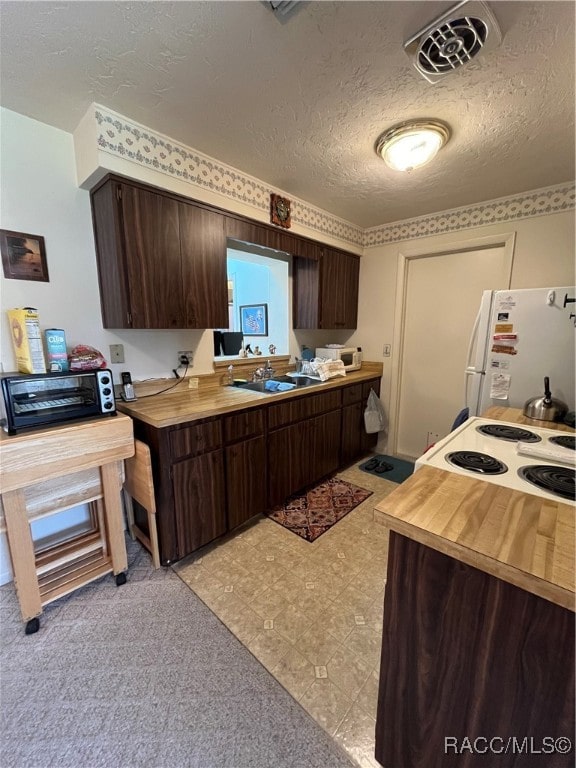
[7,307,47,374]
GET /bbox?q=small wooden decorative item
[1,229,49,282]
[270,194,291,229]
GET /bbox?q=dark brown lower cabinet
[172,450,226,554]
[131,376,381,564]
[268,409,341,507]
[225,435,267,530]
[375,532,575,768]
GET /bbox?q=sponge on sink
[264,380,296,392]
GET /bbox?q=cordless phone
[120,371,136,401]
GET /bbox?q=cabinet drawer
[223,409,264,444]
[267,389,341,430]
[170,419,222,460]
[342,383,363,406]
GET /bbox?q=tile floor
[173,463,398,768]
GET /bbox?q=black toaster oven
[1,369,116,434]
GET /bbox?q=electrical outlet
[177,350,194,366]
[109,344,125,364]
[188,377,199,390]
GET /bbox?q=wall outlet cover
[188,377,199,389]
[109,344,125,364]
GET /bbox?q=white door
[395,242,512,459]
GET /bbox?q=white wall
[348,214,576,453]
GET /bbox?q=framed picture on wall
[240,304,268,336]
[1,229,49,282]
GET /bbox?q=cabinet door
[308,409,341,483]
[91,180,132,328]
[172,450,226,557]
[341,401,363,467]
[268,410,341,507]
[179,203,228,329]
[226,435,267,530]
[320,250,360,329]
[293,250,360,330]
[120,184,185,328]
[267,422,306,508]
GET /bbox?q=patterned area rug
[266,478,373,542]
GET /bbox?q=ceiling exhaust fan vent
[404,1,502,83]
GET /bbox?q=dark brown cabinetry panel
[226,436,267,530]
[121,184,184,328]
[293,248,360,329]
[268,408,341,507]
[172,450,227,554]
[90,177,228,329]
[223,409,264,444]
[341,401,363,466]
[267,390,341,430]
[129,377,377,564]
[376,533,575,768]
[170,420,222,461]
[179,202,228,328]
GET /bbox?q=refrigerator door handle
[465,308,481,374]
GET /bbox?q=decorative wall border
[363,183,575,247]
[90,105,574,251]
[93,106,364,247]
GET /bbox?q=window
[214,240,290,358]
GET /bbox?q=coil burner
[519,465,575,501]
[446,451,508,475]
[476,424,541,443]
[549,435,575,451]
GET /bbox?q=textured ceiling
[0,1,574,228]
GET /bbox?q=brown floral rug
[266,478,373,542]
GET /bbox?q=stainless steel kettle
[523,377,569,422]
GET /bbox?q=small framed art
[1,230,49,282]
[240,304,268,336]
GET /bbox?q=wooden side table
[0,415,134,634]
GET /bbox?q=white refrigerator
[465,287,575,417]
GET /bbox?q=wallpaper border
[92,105,574,249]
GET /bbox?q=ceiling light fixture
[375,119,451,172]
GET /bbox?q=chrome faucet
[252,361,275,381]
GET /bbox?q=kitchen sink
[231,374,321,393]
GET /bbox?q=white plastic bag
[364,388,386,434]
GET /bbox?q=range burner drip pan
[446,451,508,475]
[549,435,575,451]
[519,465,575,501]
[476,424,541,443]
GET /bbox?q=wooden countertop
[374,407,575,611]
[116,364,383,428]
[0,414,135,493]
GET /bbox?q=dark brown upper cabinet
[90,178,228,329]
[293,247,360,329]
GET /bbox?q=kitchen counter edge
[116,364,384,428]
[374,407,575,611]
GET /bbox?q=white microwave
[315,347,362,371]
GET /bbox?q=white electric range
[415,417,575,503]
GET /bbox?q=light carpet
[0,538,354,768]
